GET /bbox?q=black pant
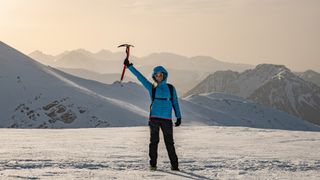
[148,118,178,168]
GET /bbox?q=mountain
[0,41,148,128]
[29,49,131,74]
[249,70,320,125]
[185,64,289,98]
[183,70,240,97]
[28,50,55,66]
[185,64,320,125]
[297,70,320,87]
[29,50,253,94]
[53,49,120,73]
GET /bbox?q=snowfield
[1,126,320,179]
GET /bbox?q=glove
[124,58,133,67]
[175,118,181,127]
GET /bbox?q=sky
[0,0,319,71]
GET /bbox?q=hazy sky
[1,0,319,71]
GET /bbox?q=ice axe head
[118,44,134,55]
[117,44,134,48]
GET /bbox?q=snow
[182,93,320,131]
[0,126,319,179]
[0,41,148,128]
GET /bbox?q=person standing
[124,58,182,171]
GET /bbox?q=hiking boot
[150,166,157,171]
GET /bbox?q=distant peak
[74,48,92,54]
[304,69,320,75]
[255,63,290,72]
[96,49,112,54]
[95,49,113,57]
[29,50,50,56]
[147,52,187,58]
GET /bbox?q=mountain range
[185,64,320,125]
[1,41,319,131]
[29,49,253,95]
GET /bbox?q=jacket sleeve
[172,86,182,119]
[127,65,152,94]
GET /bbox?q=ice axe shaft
[120,65,126,81]
[118,44,134,82]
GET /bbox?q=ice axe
[118,44,134,83]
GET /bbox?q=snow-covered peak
[0,41,149,128]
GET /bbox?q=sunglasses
[155,73,163,77]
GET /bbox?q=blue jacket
[128,65,182,120]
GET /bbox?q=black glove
[175,118,181,127]
[123,58,133,67]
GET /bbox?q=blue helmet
[152,66,168,82]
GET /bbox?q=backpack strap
[150,84,157,113]
[167,83,178,116]
[151,84,157,102]
[167,83,174,102]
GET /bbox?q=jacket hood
[152,66,168,82]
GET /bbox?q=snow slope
[182,93,320,131]
[1,126,319,179]
[0,41,148,128]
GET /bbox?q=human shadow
[157,169,215,180]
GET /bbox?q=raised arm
[127,64,152,94]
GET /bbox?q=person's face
[155,72,164,82]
